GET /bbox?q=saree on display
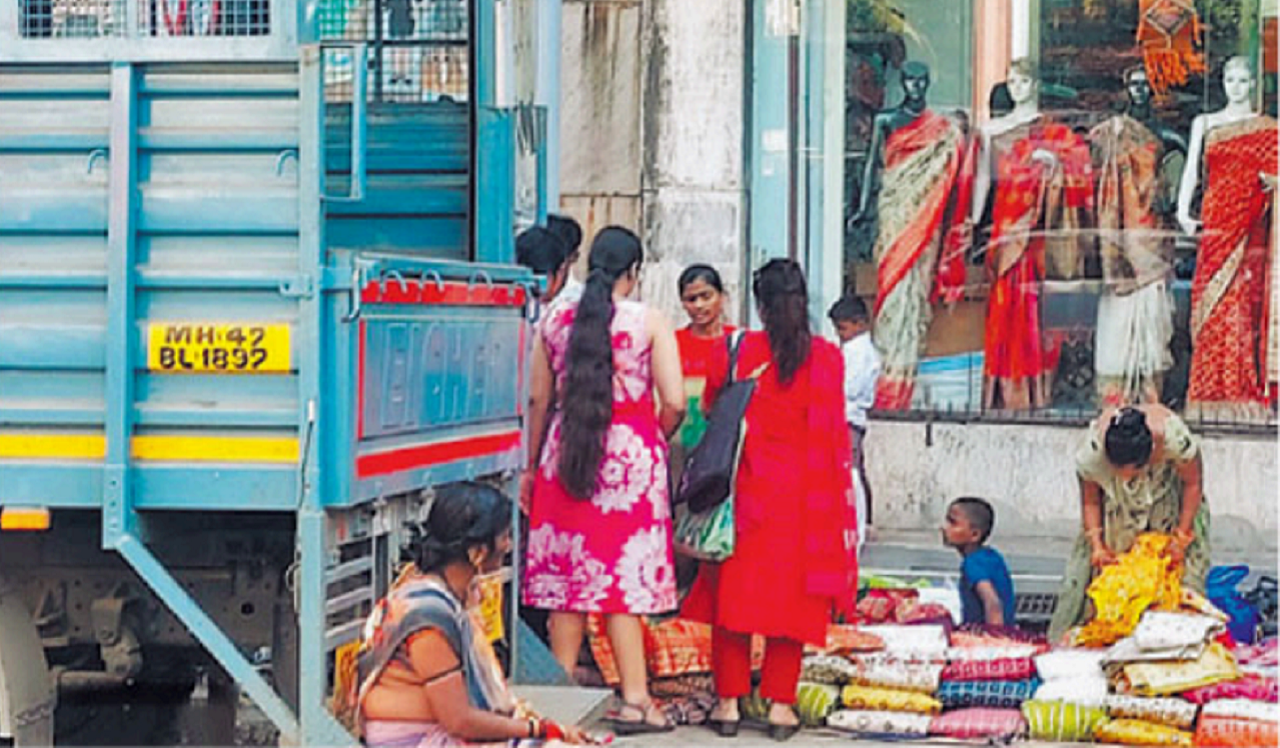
[1187,115,1279,416]
[870,110,967,409]
[982,117,1094,408]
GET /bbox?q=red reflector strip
[361,281,527,307]
[356,431,522,479]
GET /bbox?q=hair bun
[1112,407,1147,432]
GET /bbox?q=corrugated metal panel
[0,63,304,509]
[0,67,112,428]
[325,102,471,259]
[131,64,302,442]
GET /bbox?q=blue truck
[0,1,547,743]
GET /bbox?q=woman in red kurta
[682,259,857,740]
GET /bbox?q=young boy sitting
[942,497,1016,627]
[828,296,880,547]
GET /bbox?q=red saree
[983,118,1093,408]
[681,333,857,645]
[1187,115,1278,412]
[871,110,967,409]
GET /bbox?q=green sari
[1048,412,1210,642]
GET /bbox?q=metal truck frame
[0,1,545,743]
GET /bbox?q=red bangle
[543,720,565,741]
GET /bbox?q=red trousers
[711,626,802,704]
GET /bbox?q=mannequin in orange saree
[1177,57,1279,421]
[971,60,1093,411]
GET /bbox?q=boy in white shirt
[829,296,881,545]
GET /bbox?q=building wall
[556,0,748,322]
[867,420,1279,562]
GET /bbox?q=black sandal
[605,701,675,736]
[707,718,740,737]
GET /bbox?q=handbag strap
[725,330,769,384]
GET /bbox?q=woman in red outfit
[682,259,858,741]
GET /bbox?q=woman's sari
[1187,115,1279,418]
[870,110,967,409]
[1047,413,1210,642]
[350,573,524,747]
[982,117,1094,409]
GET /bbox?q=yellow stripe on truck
[0,434,107,460]
[0,434,298,463]
[131,435,298,463]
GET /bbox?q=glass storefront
[841,0,1278,427]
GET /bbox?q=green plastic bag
[673,493,735,562]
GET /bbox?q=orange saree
[1187,116,1278,414]
[983,118,1094,409]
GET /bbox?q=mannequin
[1176,56,1278,419]
[1088,68,1182,405]
[850,62,968,409]
[970,59,1094,410]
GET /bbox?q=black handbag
[675,332,764,514]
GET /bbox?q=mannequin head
[1222,56,1255,106]
[901,61,931,107]
[1006,58,1039,107]
[1124,66,1153,109]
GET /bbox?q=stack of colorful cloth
[1050,533,1280,746]
[925,625,1046,740]
[815,624,946,738]
[1193,698,1279,746]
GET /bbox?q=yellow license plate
[147,323,291,374]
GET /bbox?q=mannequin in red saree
[1177,57,1279,420]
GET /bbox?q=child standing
[828,296,880,543]
[942,497,1016,627]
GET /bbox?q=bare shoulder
[644,304,672,335]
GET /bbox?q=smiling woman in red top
[682,259,858,741]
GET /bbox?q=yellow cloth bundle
[1095,718,1194,746]
[840,684,942,715]
[1076,534,1182,648]
[1117,642,1240,697]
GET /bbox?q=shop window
[844,0,1278,429]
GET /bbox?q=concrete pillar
[556,0,748,323]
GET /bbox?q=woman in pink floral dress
[521,226,686,733]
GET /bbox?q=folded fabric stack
[586,615,720,686]
[1022,699,1111,742]
[1035,648,1111,703]
[1230,637,1278,684]
[918,624,1047,740]
[818,624,947,738]
[1095,718,1194,746]
[1194,698,1280,746]
[1105,612,1239,697]
[826,709,932,737]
